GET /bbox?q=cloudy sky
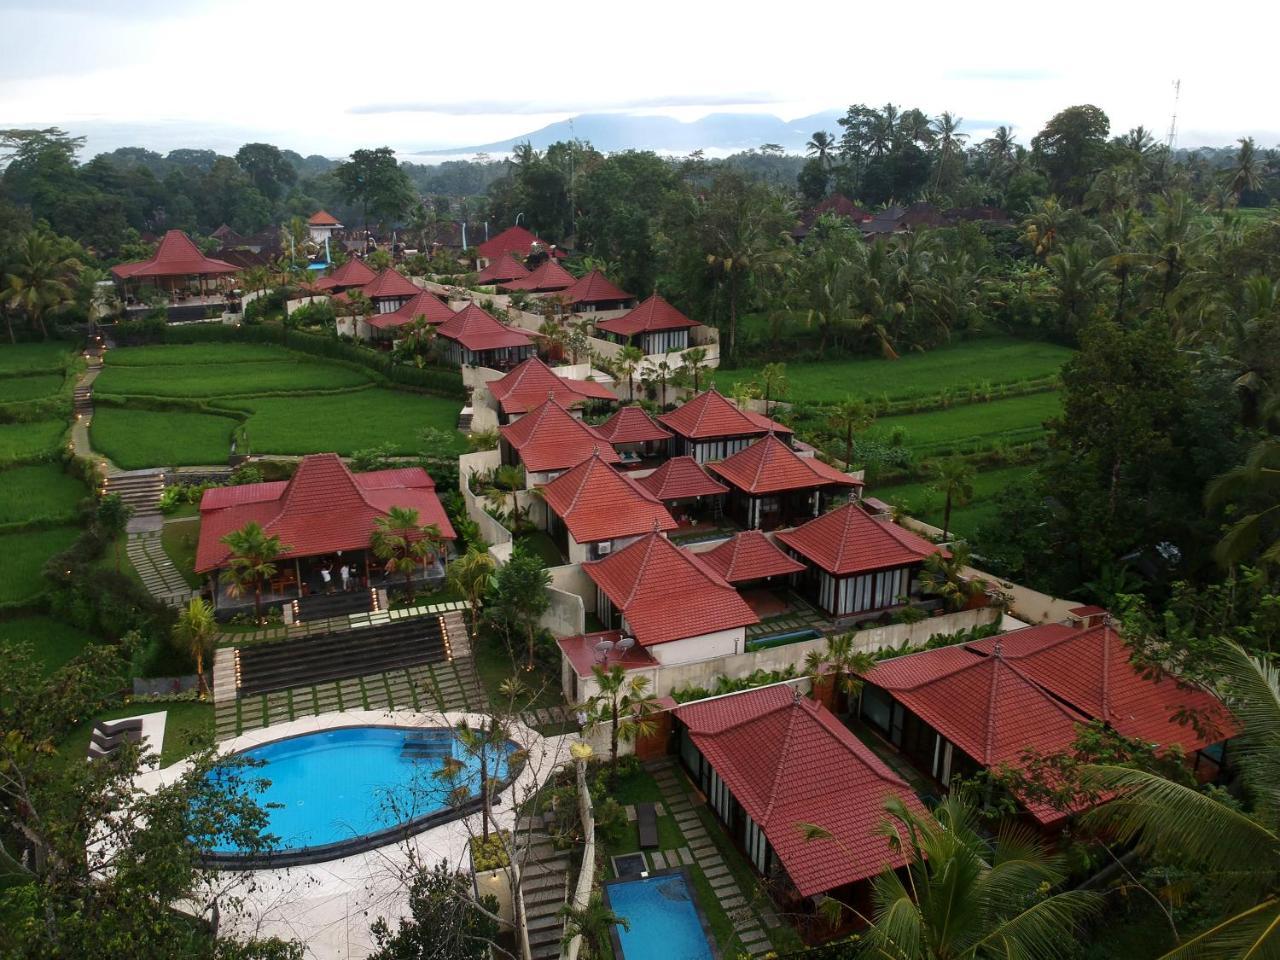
[1,0,1276,159]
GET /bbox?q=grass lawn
[0,614,98,675]
[162,517,201,588]
[61,700,215,767]
[103,343,295,366]
[514,529,565,567]
[472,630,564,712]
[96,359,371,398]
[0,342,73,375]
[713,336,1073,404]
[227,389,465,457]
[0,463,86,526]
[876,464,1034,539]
[865,390,1062,457]
[0,419,66,462]
[0,373,64,403]
[0,525,81,604]
[91,406,237,468]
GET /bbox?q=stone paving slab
[678,847,694,865]
[650,851,666,868]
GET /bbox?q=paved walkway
[126,529,196,608]
[648,757,782,956]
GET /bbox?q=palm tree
[1046,241,1109,335]
[1,231,80,341]
[801,795,1103,958]
[806,131,835,168]
[1206,425,1280,570]
[931,111,968,191]
[1084,641,1277,958]
[492,464,526,531]
[803,633,873,714]
[652,356,674,408]
[681,346,709,391]
[827,397,874,470]
[560,893,628,959]
[580,664,661,786]
[758,362,788,415]
[370,506,443,605]
[917,544,987,611]
[617,344,645,401]
[982,125,1016,166]
[438,716,517,843]
[219,522,288,623]
[447,547,496,636]
[1225,136,1263,203]
[173,597,216,695]
[933,457,976,540]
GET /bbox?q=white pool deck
[135,709,573,960]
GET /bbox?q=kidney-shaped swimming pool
[203,725,517,867]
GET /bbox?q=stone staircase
[126,529,196,608]
[517,813,571,960]
[104,469,166,532]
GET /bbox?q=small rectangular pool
[603,867,719,960]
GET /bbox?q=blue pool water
[604,870,717,960]
[207,726,513,856]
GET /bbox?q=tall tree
[219,521,288,622]
[234,143,297,204]
[1031,104,1111,203]
[485,546,550,671]
[173,596,216,694]
[827,397,874,470]
[370,506,443,605]
[580,665,661,785]
[447,547,496,636]
[1225,136,1263,204]
[933,456,976,540]
[336,147,416,232]
[0,230,80,340]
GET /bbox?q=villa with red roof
[307,210,343,244]
[658,388,792,463]
[194,454,455,615]
[475,225,561,268]
[498,396,618,482]
[360,289,456,342]
[857,621,1235,825]
[707,434,862,530]
[355,268,422,314]
[583,531,759,665]
[700,531,805,588]
[596,294,706,355]
[499,259,577,294]
[675,685,927,897]
[111,230,240,317]
[776,502,945,619]
[436,304,536,369]
[539,451,676,563]
[594,405,671,464]
[475,252,530,286]
[636,456,729,525]
[315,258,376,293]
[557,270,634,313]
[485,357,616,424]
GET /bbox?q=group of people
[317,557,362,594]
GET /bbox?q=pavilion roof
[775,502,944,576]
[498,396,619,474]
[194,454,454,573]
[111,230,239,280]
[658,388,792,440]
[596,294,703,337]
[475,252,530,285]
[499,259,576,292]
[308,210,342,226]
[314,258,376,291]
[583,532,758,646]
[487,357,616,414]
[594,405,671,445]
[436,304,535,353]
[540,452,676,544]
[476,225,561,260]
[699,531,806,584]
[360,268,420,300]
[365,290,456,330]
[635,456,728,501]
[707,434,860,495]
[560,269,632,305]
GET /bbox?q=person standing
[339,563,350,592]
[320,563,332,595]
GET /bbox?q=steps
[126,530,196,608]
[516,813,571,960]
[294,589,375,623]
[104,469,166,531]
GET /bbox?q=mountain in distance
[417,110,848,157]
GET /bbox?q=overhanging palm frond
[1211,642,1280,812]
[1157,896,1280,960]
[973,889,1105,960]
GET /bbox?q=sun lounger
[637,801,659,849]
[97,717,144,736]
[91,728,142,750]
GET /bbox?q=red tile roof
[708,434,861,495]
[365,290,456,330]
[499,259,576,292]
[560,269,632,306]
[584,532,758,646]
[437,303,535,353]
[540,452,676,544]
[488,357,617,415]
[499,397,619,474]
[314,258,376,291]
[556,630,659,677]
[776,503,944,576]
[596,295,703,337]
[636,456,728,501]
[699,531,806,584]
[475,252,530,285]
[658,389,792,440]
[308,210,341,226]
[476,225,559,260]
[967,624,1236,751]
[360,268,421,300]
[594,405,672,445]
[111,230,240,279]
[194,454,455,573]
[676,686,926,894]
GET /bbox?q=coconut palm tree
[681,346,709,391]
[982,126,1017,166]
[560,893,628,959]
[1084,641,1277,959]
[917,544,987,612]
[827,397,875,470]
[800,794,1103,959]
[173,597,217,695]
[1225,136,1263,203]
[1206,419,1280,570]
[1,231,80,341]
[370,506,443,604]
[447,547,496,636]
[580,664,661,786]
[933,457,976,540]
[617,344,645,401]
[807,131,836,168]
[219,522,288,623]
[931,111,968,191]
[803,633,873,714]
[1046,240,1110,334]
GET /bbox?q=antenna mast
[1166,79,1181,151]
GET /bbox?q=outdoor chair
[92,727,142,750]
[97,717,144,736]
[636,801,659,849]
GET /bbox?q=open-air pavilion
[111,230,240,319]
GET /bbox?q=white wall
[649,628,745,666]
